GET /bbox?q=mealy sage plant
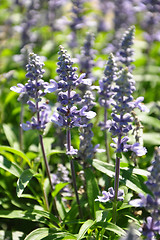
[51,45,96,217]
[11,53,58,207]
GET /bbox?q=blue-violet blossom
[11,53,57,131]
[51,45,95,155]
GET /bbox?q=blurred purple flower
[95,187,124,203]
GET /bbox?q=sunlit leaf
[16,169,35,197]
[0,155,22,177]
[77,219,95,240]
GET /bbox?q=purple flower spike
[52,45,95,156]
[11,53,56,132]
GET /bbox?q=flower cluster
[130,147,160,239]
[113,0,136,32]
[95,187,124,203]
[79,32,95,81]
[51,46,95,154]
[78,90,98,161]
[99,53,117,130]
[140,0,160,44]
[11,53,57,131]
[117,25,135,69]
[109,68,147,156]
[69,0,85,48]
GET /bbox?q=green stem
[20,103,24,151]
[104,102,110,163]
[112,155,120,223]
[66,128,83,218]
[39,134,54,191]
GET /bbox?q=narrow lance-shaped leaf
[77,219,95,240]
[16,169,35,198]
[84,168,99,218]
[0,155,22,177]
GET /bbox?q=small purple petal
[131,143,147,156]
[80,106,96,119]
[81,78,92,86]
[95,191,110,202]
[94,144,105,153]
[65,145,78,155]
[21,122,31,131]
[10,84,25,93]
[75,73,86,85]
[44,79,58,93]
[51,112,64,127]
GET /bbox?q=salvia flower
[79,32,95,83]
[11,52,56,193]
[69,0,85,48]
[141,216,160,240]
[99,53,117,130]
[109,67,147,156]
[113,0,136,32]
[140,0,160,44]
[117,25,135,70]
[95,187,124,203]
[51,45,94,155]
[11,53,57,131]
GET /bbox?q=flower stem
[112,155,120,223]
[39,134,54,191]
[67,128,83,218]
[104,102,110,163]
[20,103,24,151]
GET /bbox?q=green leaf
[0,155,22,177]
[55,195,66,220]
[47,149,66,157]
[121,169,151,194]
[143,133,160,145]
[0,146,31,167]
[24,228,50,240]
[3,124,19,149]
[92,159,150,194]
[84,168,99,218]
[77,220,95,240]
[42,232,77,240]
[51,182,69,198]
[16,169,35,197]
[96,222,126,236]
[0,209,59,226]
[138,114,160,129]
[24,228,76,240]
[92,159,115,178]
